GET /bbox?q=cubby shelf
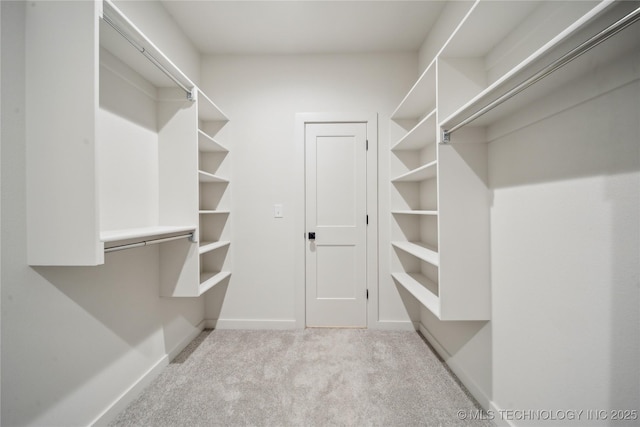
[199,240,230,255]
[199,271,231,295]
[198,130,229,153]
[392,241,439,268]
[391,109,437,151]
[391,210,438,216]
[198,171,229,183]
[391,160,437,183]
[391,272,440,318]
[199,210,231,215]
[197,90,227,122]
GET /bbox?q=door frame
[294,113,378,329]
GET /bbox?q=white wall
[1,2,204,425]
[488,44,639,423]
[200,53,419,329]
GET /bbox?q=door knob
[308,232,316,240]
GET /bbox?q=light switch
[274,204,283,218]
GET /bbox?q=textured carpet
[110,329,494,426]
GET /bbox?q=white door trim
[294,113,378,329]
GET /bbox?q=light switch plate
[274,204,283,218]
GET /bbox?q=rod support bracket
[187,91,195,102]
[441,130,451,144]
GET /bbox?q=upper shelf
[440,1,624,133]
[391,60,437,121]
[99,0,194,93]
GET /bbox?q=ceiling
[161,1,447,55]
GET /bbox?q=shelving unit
[389,0,633,321]
[26,0,232,298]
[440,0,638,136]
[192,89,232,297]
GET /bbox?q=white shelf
[392,210,438,216]
[199,210,231,215]
[198,171,229,183]
[198,130,228,153]
[439,1,615,131]
[100,0,194,91]
[199,271,231,295]
[100,225,195,243]
[392,160,437,182]
[440,1,540,58]
[391,60,437,120]
[391,109,437,151]
[392,272,440,318]
[199,240,230,255]
[392,241,440,267]
[198,89,228,122]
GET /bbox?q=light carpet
[110,329,493,426]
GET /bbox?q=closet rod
[441,5,640,143]
[104,232,195,253]
[102,13,194,102]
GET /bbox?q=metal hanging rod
[104,232,195,253]
[441,5,640,143]
[102,13,194,102]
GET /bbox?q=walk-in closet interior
[1,0,638,425]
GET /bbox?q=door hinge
[366,289,369,300]
[366,139,369,151]
[366,214,369,225]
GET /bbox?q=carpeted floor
[110,329,494,426]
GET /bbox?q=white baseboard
[90,355,168,426]
[91,321,205,426]
[489,401,516,427]
[372,320,418,331]
[418,322,492,411]
[206,318,297,330]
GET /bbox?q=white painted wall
[1,2,204,425]
[488,46,639,423]
[200,53,418,329]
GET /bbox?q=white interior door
[305,122,368,327]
